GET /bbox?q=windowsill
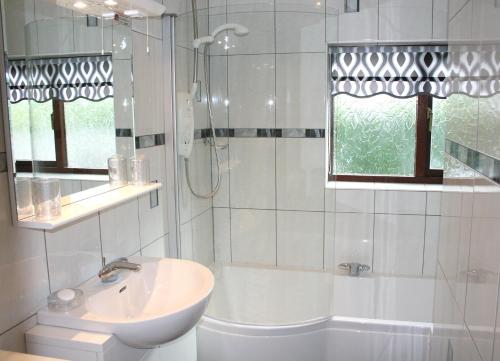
[18,172,108,182]
[326,181,442,192]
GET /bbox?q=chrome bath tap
[98,257,142,282]
[338,262,370,277]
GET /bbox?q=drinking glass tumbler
[108,154,128,186]
[32,178,61,220]
[15,177,34,218]
[129,155,150,185]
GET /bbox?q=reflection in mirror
[1,0,136,221]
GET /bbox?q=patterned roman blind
[7,55,113,103]
[330,45,450,98]
[448,44,500,98]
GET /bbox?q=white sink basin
[37,257,214,348]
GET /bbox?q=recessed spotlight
[73,1,87,9]
[124,9,141,17]
[102,12,116,19]
[104,0,118,5]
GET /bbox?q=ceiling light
[102,11,116,19]
[124,9,141,17]
[73,1,88,9]
[104,0,118,5]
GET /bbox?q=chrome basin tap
[99,257,142,282]
[338,262,370,277]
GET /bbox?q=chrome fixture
[192,23,249,49]
[338,262,370,277]
[184,0,249,199]
[98,257,142,282]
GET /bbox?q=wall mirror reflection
[1,0,136,221]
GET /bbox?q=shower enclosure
[171,0,437,360]
[173,0,340,324]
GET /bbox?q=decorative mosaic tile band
[135,133,166,149]
[116,128,133,137]
[0,152,6,173]
[446,139,500,184]
[194,128,325,139]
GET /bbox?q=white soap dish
[47,288,84,312]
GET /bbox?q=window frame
[14,99,108,175]
[328,94,443,184]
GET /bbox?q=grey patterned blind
[448,44,500,98]
[330,45,450,98]
[7,55,113,103]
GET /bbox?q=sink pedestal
[26,325,197,361]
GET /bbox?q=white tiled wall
[431,2,500,361]
[0,176,170,353]
[329,0,446,43]
[204,0,442,277]
[0,4,171,353]
[174,3,215,270]
[215,183,441,274]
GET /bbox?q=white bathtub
[197,264,434,361]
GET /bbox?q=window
[7,55,115,175]
[9,99,115,174]
[329,45,449,183]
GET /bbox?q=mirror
[1,0,136,220]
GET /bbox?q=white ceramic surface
[334,213,374,268]
[228,55,275,129]
[373,214,426,275]
[276,138,325,211]
[230,209,277,265]
[37,257,214,348]
[335,189,374,213]
[277,211,324,269]
[374,190,427,215]
[275,12,325,53]
[275,53,326,129]
[229,138,276,209]
[205,263,434,325]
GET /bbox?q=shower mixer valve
[338,262,371,277]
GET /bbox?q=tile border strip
[446,139,500,184]
[194,128,325,139]
[0,152,6,173]
[135,133,166,149]
[116,128,133,137]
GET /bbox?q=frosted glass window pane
[9,101,32,162]
[9,100,55,162]
[430,98,449,170]
[334,95,416,176]
[65,98,115,169]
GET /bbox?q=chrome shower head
[210,23,249,38]
[193,23,249,49]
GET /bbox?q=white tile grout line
[274,0,278,267]
[421,193,428,276]
[372,186,376,271]
[0,314,37,338]
[43,230,52,294]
